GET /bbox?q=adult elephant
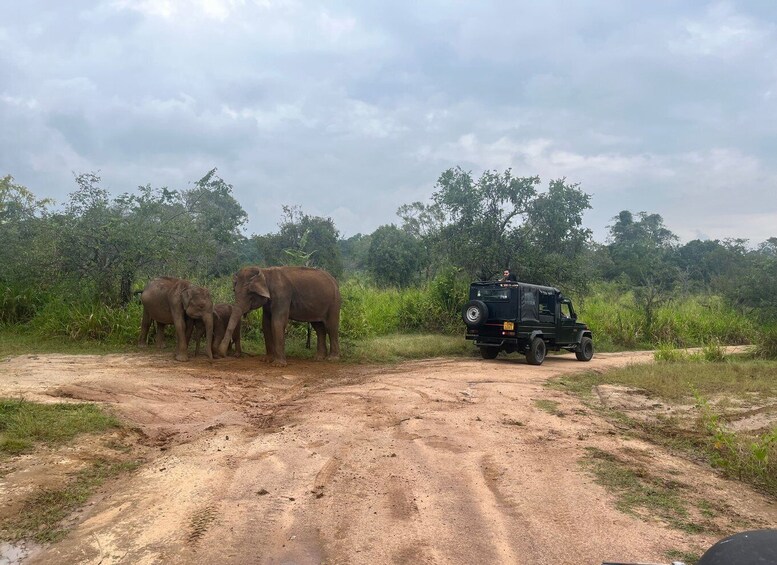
[218,266,340,367]
[138,277,215,361]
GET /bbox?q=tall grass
[1,275,766,356]
[578,283,755,350]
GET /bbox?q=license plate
[503,321,514,330]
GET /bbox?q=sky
[2,1,776,243]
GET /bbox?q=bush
[754,325,777,359]
[30,299,142,343]
[0,285,47,325]
[579,283,756,350]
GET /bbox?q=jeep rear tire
[479,346,499,359]
[462,300,488,328]
[575,336,594,361]
[527,337,546,365]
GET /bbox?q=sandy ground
[0,349,775,565]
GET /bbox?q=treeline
[1,167,776,340]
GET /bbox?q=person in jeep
[462,278,593,365]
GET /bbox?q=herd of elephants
[137,266,341,367]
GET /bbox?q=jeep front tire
[575,336,594,362]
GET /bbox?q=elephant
[189,303,242,358]
[217,266,341,367]
[138,277,215,361]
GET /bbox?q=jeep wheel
[462,300,488,328]
[526,337,546,365]
[479,346,499,360]
[575,336,594,362]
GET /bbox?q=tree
[54,170,249,304]
[0,175,54,287]
[366,224,422,287]
[607,211,678,284]
[255,206,343,278]
[422,167,539,279]
[606,210,679,331]
[182,169,248,277]
[517,178,592,291]
[339,233,372,275]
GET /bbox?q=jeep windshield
[475,288,510,301]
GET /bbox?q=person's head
[502,270,509,278]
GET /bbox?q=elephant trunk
[219,304,243,357]
[203,312,215,360]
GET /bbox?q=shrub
[753,325,777,359]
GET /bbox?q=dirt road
[1,350,774,564]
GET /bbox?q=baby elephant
[138,277,215,361]
[190,303,242,359]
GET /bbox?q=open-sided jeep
[462,280,593,365]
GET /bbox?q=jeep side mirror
[572,313,577,320]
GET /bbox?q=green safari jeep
[462,280,593,365]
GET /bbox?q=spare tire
[462,300,489,328]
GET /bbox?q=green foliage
[29,297,142,343]
[0,285,46,325]
[695,395,777,494]
[753,325,777,359]
[579,283,755,350]
[653,341,727,363]
[0,399,120,455]
[338,270,468,340]
[254,205,343,278]
[367,224,422,287]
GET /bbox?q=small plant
[700,339,726,362]
[654,342,686,362]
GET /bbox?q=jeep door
[557,299,577,345]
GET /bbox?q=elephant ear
[248,272,271,300]
[181,288,193,309]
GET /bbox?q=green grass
[0,399,121,456]
[581,447,719,535]
[534,399,562,415]
[665,549,700,565]
[577,283,756,350]
[2,458,140,543]
[554,359,777,402]
[0,329,135,359]
[343,333,472,363]
[555,360,777,497]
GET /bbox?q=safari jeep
[462,281,593,365]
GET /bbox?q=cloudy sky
[2,1,776,243]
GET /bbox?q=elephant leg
[232,326,242,358]
[261,309,275,363]
[270,310,290,367]
[138,308,151,348]
[155,323,167,349]
[326,309,341,361]
[173,313,188,362]
[312,322,327,361]
[190,323,202,357]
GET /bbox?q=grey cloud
[1,0,776,243]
